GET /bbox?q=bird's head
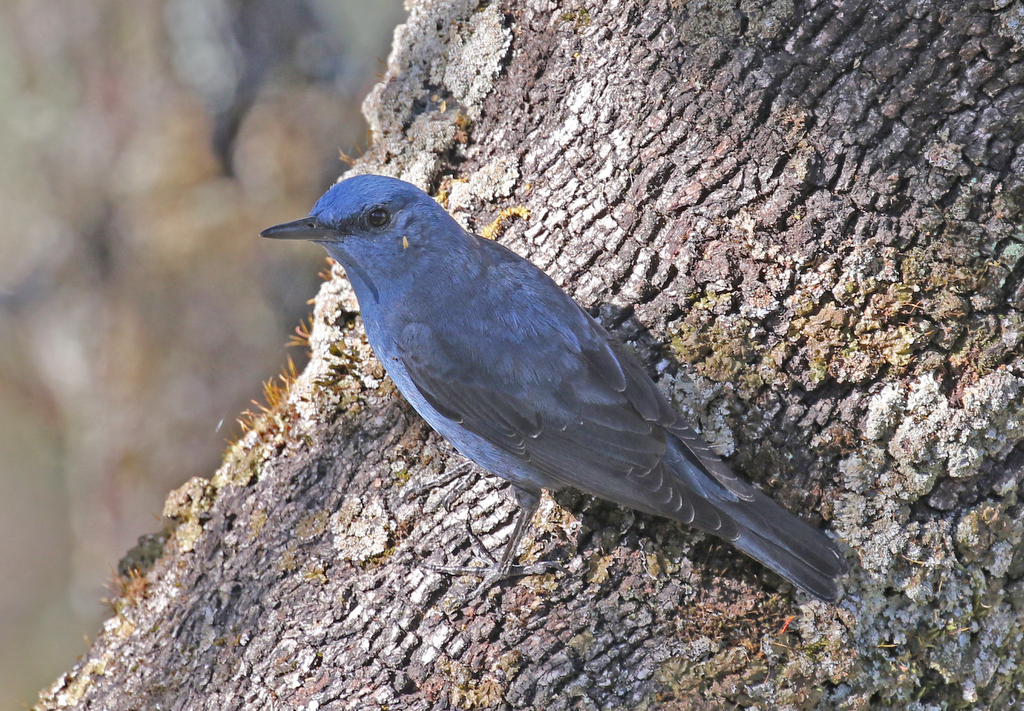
[261,174,462,300]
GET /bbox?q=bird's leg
[410,460,504,564]
[427,486,563,599]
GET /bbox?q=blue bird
[262,174,847,601]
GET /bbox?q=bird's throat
[324,246,379,303]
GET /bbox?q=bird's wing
[396,254,753,528]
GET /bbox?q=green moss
[249,509,267,540]
[216,442,267,488]
[497,650,522,677]
[302,563,328,585]
[162,477,217,553]
[277,545,299,573]
[391,463,412,485]
[438,655,507,709]
[568,629,595,657]
[655,647,769,703]
[295,510,329,541]
[117,531,169,578]
[558,7,591,29]
[670,310,761,397]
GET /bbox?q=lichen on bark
[36,0,1024,709]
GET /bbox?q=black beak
[260,216,339,241]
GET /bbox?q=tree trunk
[36,0,1024,708]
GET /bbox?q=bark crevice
[36,0,1024,709]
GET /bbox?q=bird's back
[264,174,847,600]
[389,236,846,599]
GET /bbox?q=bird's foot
[407,460,476,509]
[426,492,564,601]
[426,559,565,600]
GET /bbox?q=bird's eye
[367,207,389,228]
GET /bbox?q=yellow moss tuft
[480,205,529,241]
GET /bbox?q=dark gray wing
[396,252,750,531]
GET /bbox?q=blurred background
[0,0,405,706]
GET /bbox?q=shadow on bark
[37,0,1024,709]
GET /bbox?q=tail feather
[666,434,847,601]
[724,488,847,601]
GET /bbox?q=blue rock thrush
[262,174,847,601]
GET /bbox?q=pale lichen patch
[331,495,396,564]
[162,477,216,553]
[36,654,112,709]
[361,2,511,188]
[441,6,512,115]
[662,371,737,458]
[447,156,520,216]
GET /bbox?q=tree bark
[37,0,1024,709]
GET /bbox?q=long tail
[664,430,848,601]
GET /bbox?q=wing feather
[395,246,750,531]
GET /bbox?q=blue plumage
[262,174,847,601]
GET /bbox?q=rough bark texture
[37,0,1024,709]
